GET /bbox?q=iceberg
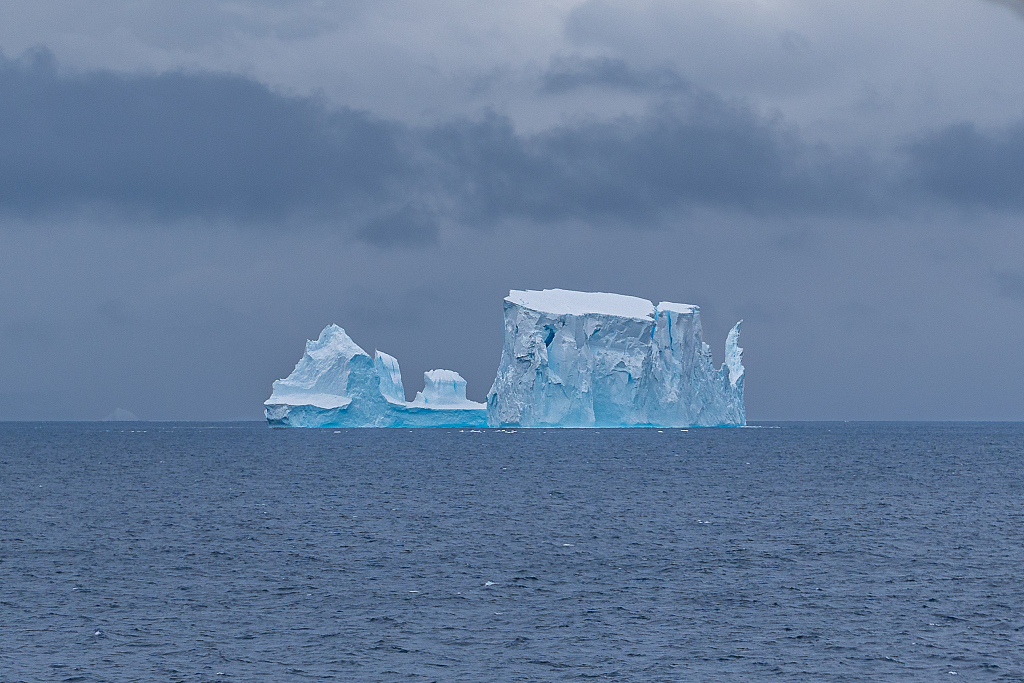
[266,289,744,428]
[264,325,486,427]
[485,289,744,427]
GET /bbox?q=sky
[1,0,1023,421]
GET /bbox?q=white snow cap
[507,289,699,320]
[413,369,481,408]
[656,301,698,315]
[305,324,368,360]
[507,289,657,320]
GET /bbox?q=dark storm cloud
[426,102,879,225]
[0,47,412,223]
[356,202,440,246]
[904,121,1024,210]
[540,55,689,94]
[3,47,1024,244]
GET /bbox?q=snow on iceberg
[486,289,744,427]
[265,325,486,428]
[412,369,479,408]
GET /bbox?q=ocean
[2,422,1022,682]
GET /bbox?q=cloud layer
[4,48,1023,246]
[0,48,410,225]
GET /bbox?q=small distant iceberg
[264,325,486,428]
[266,289,744,428]
[104,408,138,421]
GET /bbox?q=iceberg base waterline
[265,402,488,428]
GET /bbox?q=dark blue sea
[2,422,1023,682]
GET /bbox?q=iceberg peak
[264,324,365,410]
[265,325,486,427]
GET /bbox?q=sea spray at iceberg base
[486,290,744,427]
[264,325,487,427]
[265,289,744,428]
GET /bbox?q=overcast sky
[1,0,1022,420]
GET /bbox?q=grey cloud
[992,270,1024,301]
[427,98,880,225]
[904,121,1024,210]
[357,202,440,247]
[986,0,1024,18]
[3,47,1024,247]
[51,0,367,51]
[96,298,141,328]
[0,48,413,225]
[540,55,690,94]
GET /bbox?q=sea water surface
[2,422,1022,682]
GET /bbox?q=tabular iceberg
[266,289,744,428]
[485,289,744,427]
[264,325,486,428]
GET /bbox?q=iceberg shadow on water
[265,289,744,428]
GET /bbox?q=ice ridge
[265,325,486,428]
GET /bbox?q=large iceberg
[264,325,486,427]
[266,289,744,428]
[486,289,744,427]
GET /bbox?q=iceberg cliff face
[374,350,406,404]
[265,325,486,427]
[486,289,744,427]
